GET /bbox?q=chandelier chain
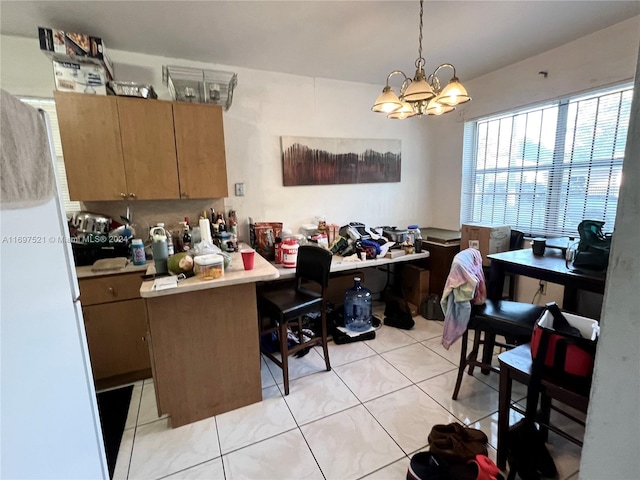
[416,0,424,69]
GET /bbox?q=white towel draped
[1,89,55,209]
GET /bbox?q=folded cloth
[91,257,129,272]
[0,89,55,209]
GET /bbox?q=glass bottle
[344,277,372,332]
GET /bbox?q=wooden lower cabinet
[80,274,151,388]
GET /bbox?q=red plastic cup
[240,248,255,270]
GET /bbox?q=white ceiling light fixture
[371,0,471,119]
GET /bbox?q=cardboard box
[461,223,511,266]
[52,60,107,95]
[401,264,430,309]
[39,27,114,79]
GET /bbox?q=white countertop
[76,260,151,279]
[140,249,279,298]
[274,250,430,279]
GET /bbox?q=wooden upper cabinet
[54,92,127,201]
[173,102,228,198]
[55,93,228,201]
[117,97,180,200]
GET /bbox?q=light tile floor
[109,312,583,480]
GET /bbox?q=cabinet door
[117,97,180,200]
[173,102,228,198]
[83,299,151,381]
[54,92,127,201]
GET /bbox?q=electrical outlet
[539,280,547,295]
[234,183,245,196]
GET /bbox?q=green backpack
[573,220,612,272]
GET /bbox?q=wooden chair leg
[321,307,331,372]
[497,362,512,470]
[279,321,290,395]
[452,330,470,400]
[467,329,482,376]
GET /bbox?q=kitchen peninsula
[140,250,279,427]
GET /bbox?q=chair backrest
[295,245,333,290]
[510,230,525,250]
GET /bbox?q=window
[461,84,632,237]
[19,97,81,213]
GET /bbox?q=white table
[274,250,430,279]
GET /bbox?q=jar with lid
[407,225,422,253]
[344,277,372,332]
[281,238,299,268]
[194,254,224,280]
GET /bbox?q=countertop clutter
[139,247,278,298]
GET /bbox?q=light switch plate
[235,183,245,196]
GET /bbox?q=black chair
[258,245,333,395]
[447,249,544,400]
[483,229,525,300]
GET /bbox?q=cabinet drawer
[80,272,143,306]
[83,298,151,381]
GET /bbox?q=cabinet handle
[120,193,127,198]
[108,287,115,296]
[129,193,137,198]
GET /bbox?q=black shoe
[384,312,415,330]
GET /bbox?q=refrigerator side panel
[0,201,107,479]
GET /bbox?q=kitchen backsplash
[81,199,226,240]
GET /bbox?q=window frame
[461,83,632,238]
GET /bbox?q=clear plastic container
[344,277,372,332]
[194,254,224,280]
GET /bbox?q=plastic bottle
[281,237,299,268]
[408,225,422,253]
[150,225,169,275]
[158,223,174,256]
[131,238,146,266]
[344,277,372,332]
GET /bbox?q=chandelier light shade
[371,86,403,113]
[371,0,471,119]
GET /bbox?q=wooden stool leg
[279,321,290,395]
[452,330,470,400]
[467,330,482,376]
[497,362,513,470]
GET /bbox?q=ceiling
[1,1,639,86]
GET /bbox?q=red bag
[530,306,599,378]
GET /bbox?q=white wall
[0,34,433,243]
[581,46,640,480]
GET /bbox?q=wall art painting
[281,136,401,186]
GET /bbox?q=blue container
[131,239,146,266]
[344,277,372,332]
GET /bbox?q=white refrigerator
[0,94,108,478]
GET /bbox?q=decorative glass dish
[162,65,238,110]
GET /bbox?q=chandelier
[372,0,471,119]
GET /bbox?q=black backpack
[573,220,612,272]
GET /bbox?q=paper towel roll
[199,218,213,244]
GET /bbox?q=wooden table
[140,250,279,427]
[487,249,606,312]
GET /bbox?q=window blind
[19,97,81,214]
[461,84,632,238]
